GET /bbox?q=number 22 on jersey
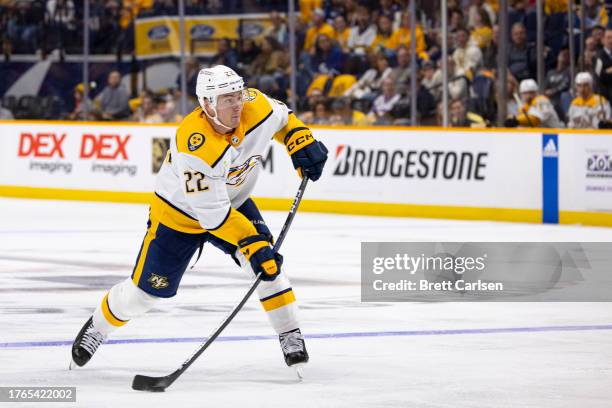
[183,171,209,193]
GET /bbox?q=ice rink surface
[1,197,612,408]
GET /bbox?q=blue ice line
[2,324,612,348]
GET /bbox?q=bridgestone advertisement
[1,123,611,219]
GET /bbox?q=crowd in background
[2,0,612,129]
[0,0,288,54]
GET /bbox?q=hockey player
[504,79,565,128]
[70,65,328,372]
[567,72,612,129]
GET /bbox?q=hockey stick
[513,92,535,127]
[132,177,309,392]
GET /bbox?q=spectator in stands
[470,8,493,49]
[449,98,486,127]
[594,28,612,101]
[452,27,483,78]
[449,9,466,34]
[347,6,377,55]
[310,100,331,125]
[388,46,412,95]
[447,56,469,100]
[324,0,348,22]
[506,72,520,116]
[583,0,609,30]
[579,36,599,73]
[7,0,44,53]
[374,0,399,23]
[590,25,605,50]
[504,79,564,128]
[309,33,345,75]
[303,8,335,52]
[95,0,121,53]
[544,0,568,14]
[329,97,371,126]
[46,0,76,32]
[371,14,395,56]
[567,72,611,128]
[211,38,238,72]
[95,70,131,120]
[508,22,536,81]
[345,53,392,99]
[46,0,76,52]
[482,24,499,69]
[544,49,571,114]
[66,83,95,120]
[265,11,288,46]
[332,15,350,53]
[409,80,437,120]
[421,60,442,102]
[132,92,162,123]
[248,36,287,96]
[508,0,528,37]
[391,77,437,124]
[157,94,183,123]
[236,39,260,76]
[468,0,496,29]
[298,93,326,123]
[369,77,400,124]
[391,11,426,58]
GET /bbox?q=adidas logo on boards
[543,138,558,158]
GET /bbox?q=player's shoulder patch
[187,132,205,151]
[244,88,259,102]
[176,109,231,168]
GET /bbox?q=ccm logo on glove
[287,133,313,153]
[238,234,282,281]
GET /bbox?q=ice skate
[279,328,309,379]
[70,317,106,369]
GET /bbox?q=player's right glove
[238,234,282,281]
[289,139,328,181]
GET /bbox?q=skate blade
[292,363,306,381]
[68,359,79,371]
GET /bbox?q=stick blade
[131,374,171,392]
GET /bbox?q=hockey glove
[290,139,329,181]
[504,117,519,128]
[238,234,282,281]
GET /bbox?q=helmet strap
[202,98,234,133]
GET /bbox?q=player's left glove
[290,139,328,181]
[504,117,519,128]
[238,234,283,281]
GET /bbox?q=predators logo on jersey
[244,89,257,102]
[227,156,261,186]
[188,133,205,152]
[148,273,169,289]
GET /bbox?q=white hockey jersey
[567,94,611,129]
[151,88,312,245]
[517,95,565,128]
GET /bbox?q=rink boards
[0,120,610,226]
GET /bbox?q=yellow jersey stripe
[210,143,231,168]
[131,218,160,285]
[101,293,128,327]
[155,192,197,221]
[260,288,296,312]
[245,109,273,135]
